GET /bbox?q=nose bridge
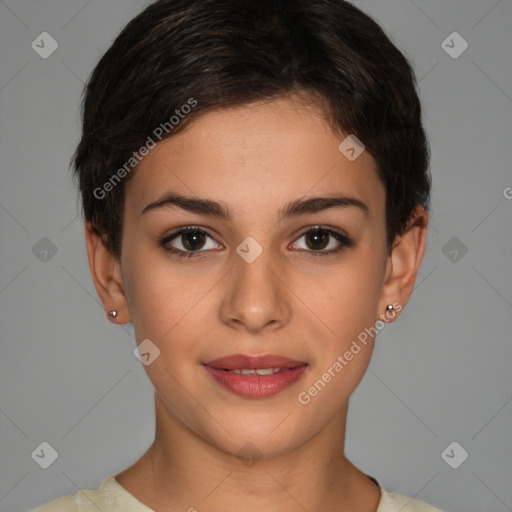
[220,237,291,333]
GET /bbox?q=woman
[32,0,444,510]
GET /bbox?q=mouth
[203,354,308,398]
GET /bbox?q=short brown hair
[73,0,431,259]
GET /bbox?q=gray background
[0,0,511,511]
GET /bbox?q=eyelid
[290,225,354,255]
[160,225,221,256]
[293,224,351,241]
[164,225,217,240]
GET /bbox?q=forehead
[125,95,384,219]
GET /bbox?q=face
[116,94,392,458]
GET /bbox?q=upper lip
[203,354,307,370]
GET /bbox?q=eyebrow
[141,192,369,221]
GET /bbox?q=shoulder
[30,483,109,512]
[372,477,444,512]
[31,494,79,512]
[30,474,152,512]
[378,488,444,512]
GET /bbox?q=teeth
[231,368,282,375]
[256,367,282,376]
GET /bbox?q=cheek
[303,252,385,344]
[121,246,176,336]
[122,248,219,352]
[295,257,384,411]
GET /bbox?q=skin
[85,93,428,512]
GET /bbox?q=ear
[378,206,428,322]
[84,222,131,324]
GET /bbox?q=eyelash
[159,225,355,259]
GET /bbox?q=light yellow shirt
[31,474,444,511]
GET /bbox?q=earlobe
[378,207,428,321]
[84,222,131,324]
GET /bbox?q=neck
[115,393,381,512]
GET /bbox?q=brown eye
[160,227,220,257]
[181,230,207,251]
[304,230,329,250]
[292,227,354,256]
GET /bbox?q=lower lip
[203,365,308,398]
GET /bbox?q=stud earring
[108,310,118,318]
[386,304,394,312]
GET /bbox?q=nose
[219,243,292,335]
